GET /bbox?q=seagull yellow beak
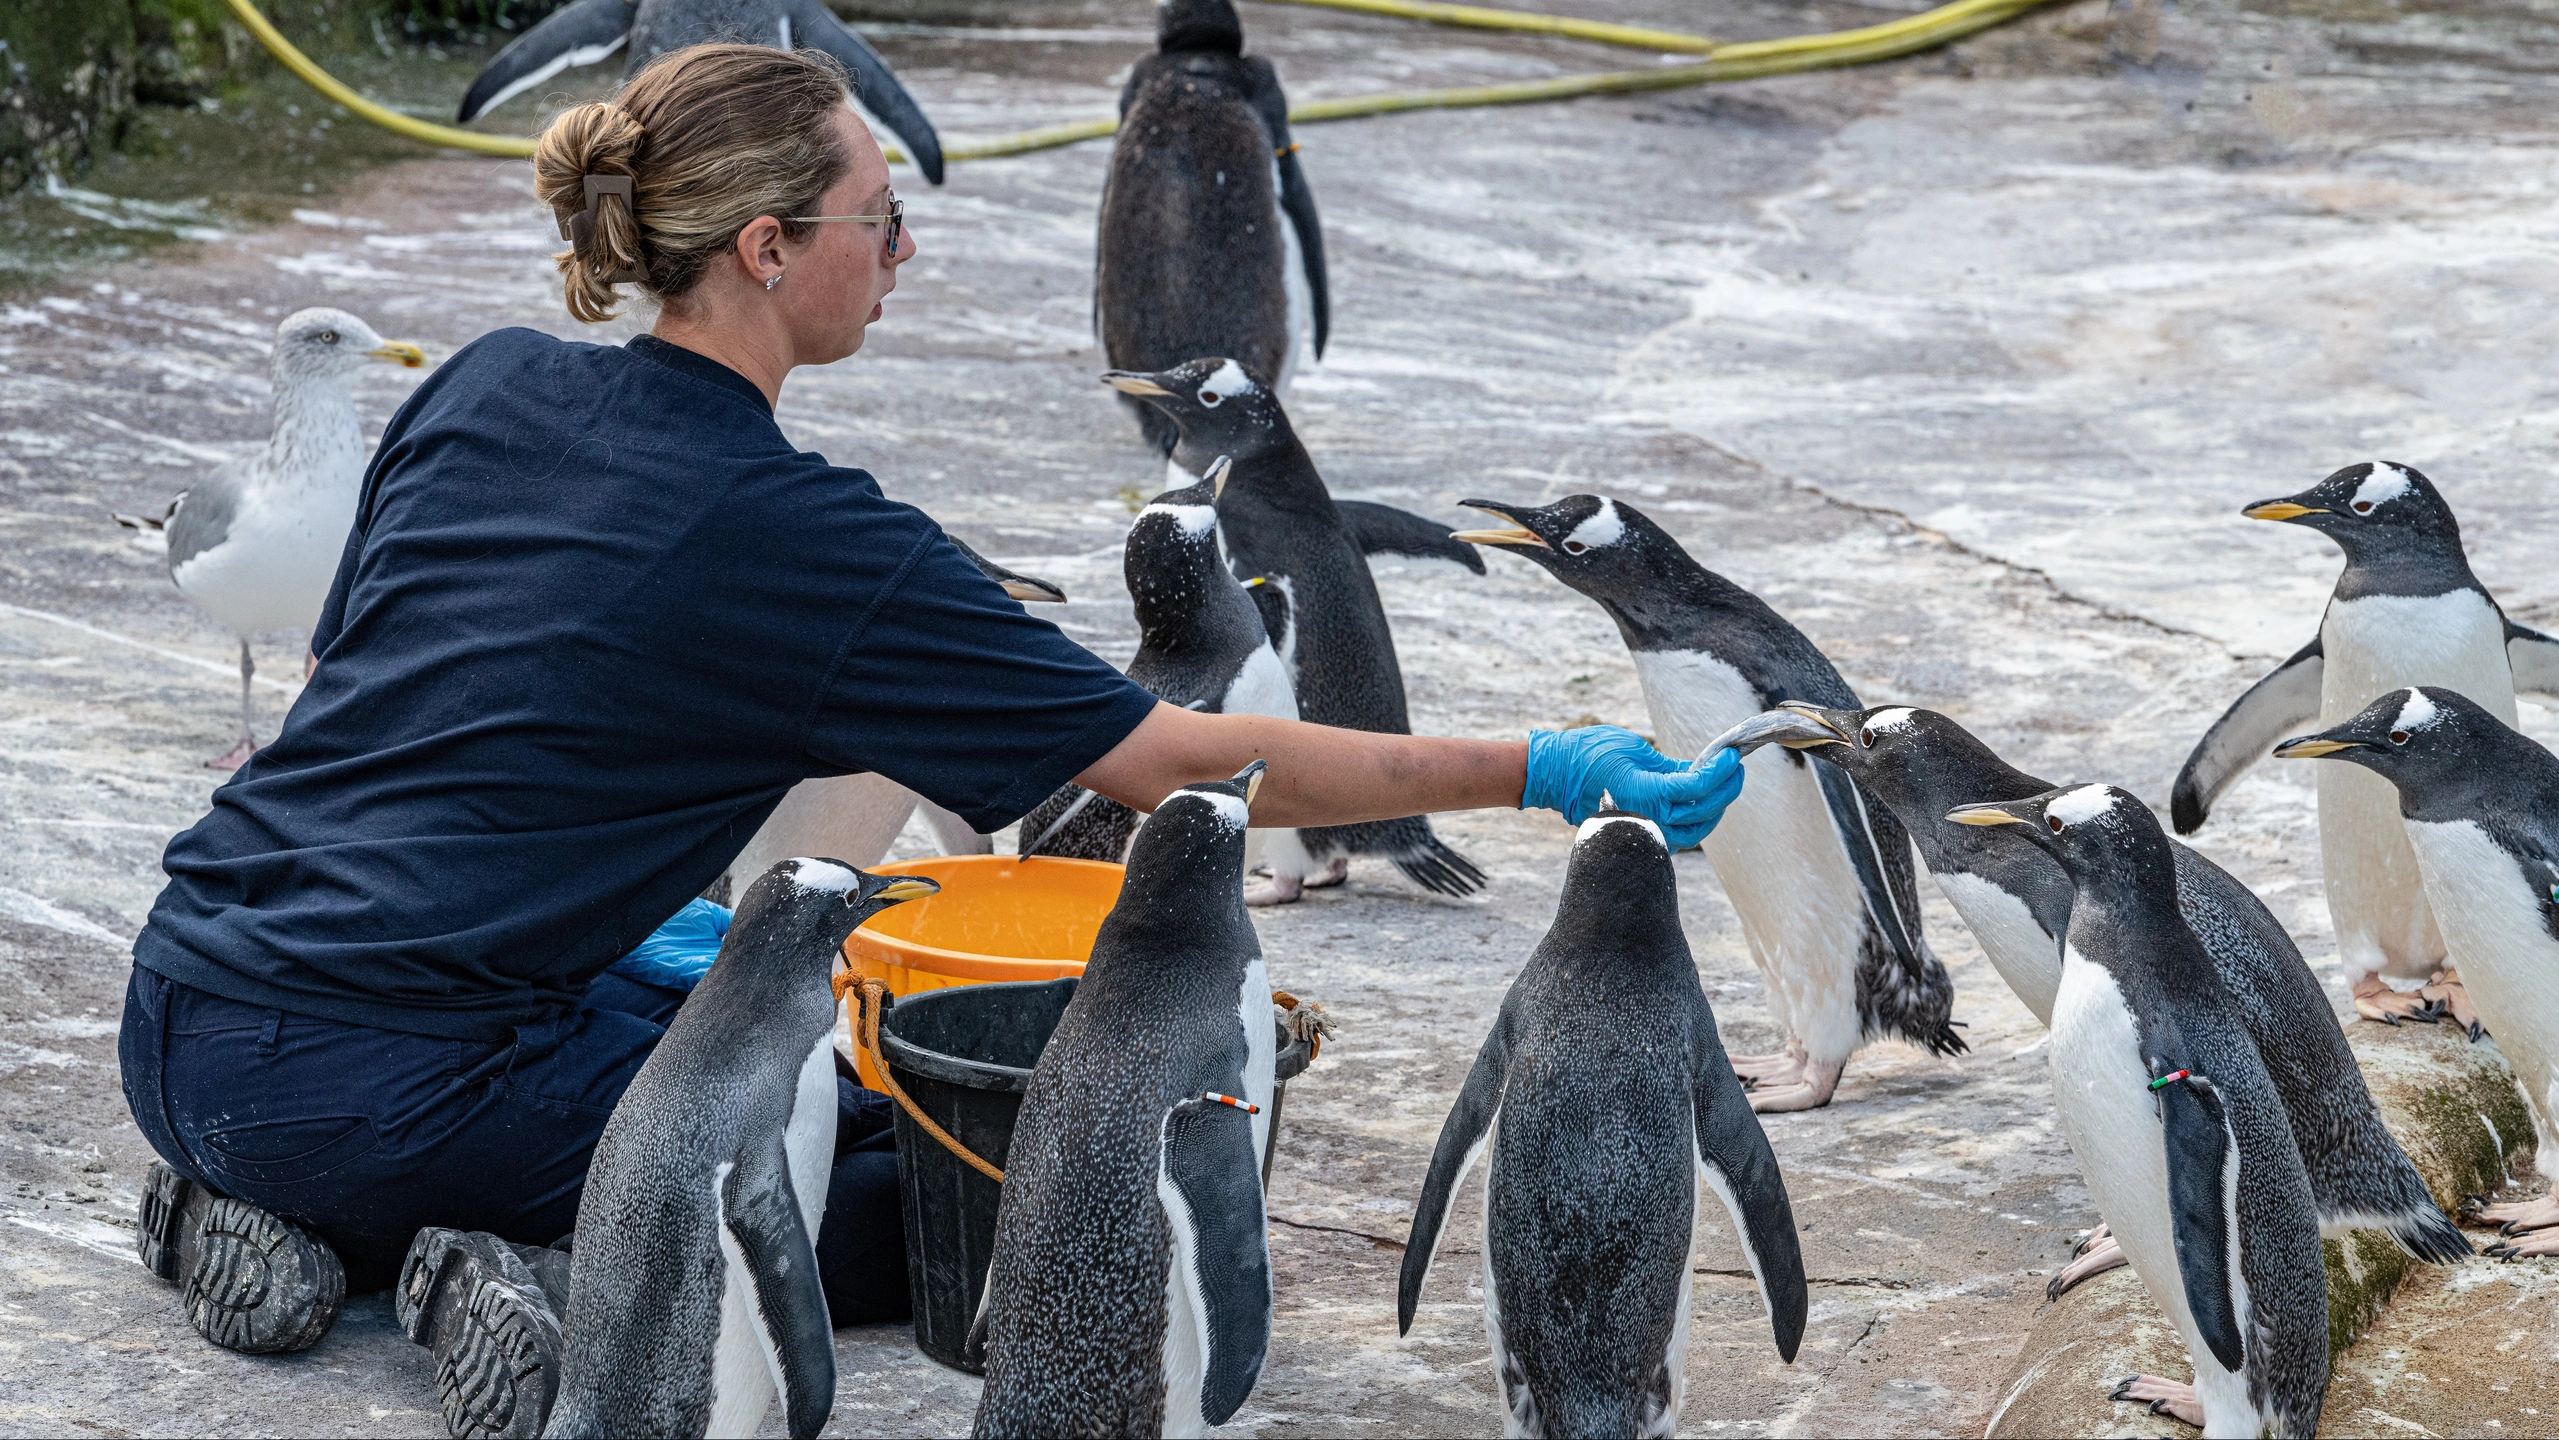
[1946,805,2029,827]
[368,341,427,369]
[1102,373,1172,397]
[2273,738,2360,759]
[2243,501,2326,522]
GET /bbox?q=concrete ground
[2,0,2556,1434]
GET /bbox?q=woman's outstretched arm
[1073,702,1744,844]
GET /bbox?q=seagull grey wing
[788,0,944,184]
[1335,501,1485,575]
[456,0,635,122]
[164,467,244,578]
[2172,636,2323,834]
[2507,619,2559,701]
[1242,57,1328,358]
[1688,1007,1806,1361]
[1398,1018,1508,1334]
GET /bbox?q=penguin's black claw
[2108,1377,2138,1402]
[2468,1019,2487,1043]
[2046,1274,2068,1302]
[2148,1399,2172,1417]
[2461,1193,2494,1222]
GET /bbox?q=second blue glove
[1523,726,1746,850]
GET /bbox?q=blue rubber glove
[608,897,733,992]
[1522,726,1746,850]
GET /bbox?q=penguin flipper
[1335,500,1486,574]
[720,1152,836,1440]
[455,0,632,123]
[1398,1023,1507,1334]
[1690,1036,1808,1361]
[788,0,945,185]
[1243,59,1329,359]
[2172,636,2323,834]
[1815,765,1963,1056]
[2158,1072,2247,1375]
[1159,1096,1272,1427]
[2507,619,2559,700]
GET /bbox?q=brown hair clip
[562,174,644,284]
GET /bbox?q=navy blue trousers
[118,966,909,1324]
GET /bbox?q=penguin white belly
[1240,954,1277,1161]
[2318,592,2515,981]
[2047,950,2255,1437]
[1271,167,1313,394]
[2404,819,2559,1182]
[705,1034,838,1438]
[1631,650,1867,1065]
[1224,645,1302,883]
[1932,872,2060,1027]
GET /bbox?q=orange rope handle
[838,973,1007,1184]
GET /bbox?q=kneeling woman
[116,41,1740,1435]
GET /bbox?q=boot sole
[398,1228,562,1440]
[137,1161,344,1355]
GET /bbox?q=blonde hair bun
[532,45,855,323]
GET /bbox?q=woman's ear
[734,215,787,285]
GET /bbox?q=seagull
[115,307,425,770]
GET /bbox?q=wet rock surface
[3,0,2558,1434]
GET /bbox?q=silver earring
[765,273,782,291]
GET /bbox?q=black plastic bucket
[878,976,1078,1374]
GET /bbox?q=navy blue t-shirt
[134,329,1157,1041]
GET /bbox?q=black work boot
[397,1228,567,1440]
[137,1160,345,1354]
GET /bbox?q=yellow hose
[220,0,2059,165]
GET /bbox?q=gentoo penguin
[2278,686,2559,1257]
[454,0,944,184]
[1453,495,1960,1110]
[1019,462,1307,893]
[972,763,1279,1437]
[2171,461,2559,1023]
[1950,785,2328,1438]
[545,857,937,1439]
[717,536,1068,895]
[1398,812,1807,1438]
[1103,360,1486,902]
[112,307,424,769]
[1719,703,2465,1287]
[1098,0,1325,458]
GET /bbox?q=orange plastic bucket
[841,854,1124,1089]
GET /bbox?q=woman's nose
[894,226,916,265]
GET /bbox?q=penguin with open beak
[1947,785,2329,1438]
[2278,686,2559,1257]
[1712,704,2465,1288]
[2172,462,2559,1025]
[1451,495,1961,1112]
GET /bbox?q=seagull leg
[207,639,257,771]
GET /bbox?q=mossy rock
[2348,1018,2540,1211]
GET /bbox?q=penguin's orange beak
[1449,505,1549,549]
[2273,737,2360,759]
[2243,500,2326,522]
[872,877,941,903]
[1101,372,1172,398]
[1946,804,2030,827]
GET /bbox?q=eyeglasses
[786,196,903,258]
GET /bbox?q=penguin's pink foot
[1745,1058,1841,1114]
[2109,1375,2202,1427]
[2485,1229,2559,1260]
[1244,873,1304,907]
[1729,1048,1805,1081]
[205,736,257,771]
[2046,1232,2128,1299]
[2468,1188,2559,1237]
[1302,857,1349,889]
[2419,967,2484,1039]
[2351,973,2438,1026]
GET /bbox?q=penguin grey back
[549,859,933,1439]
[975,769,1272,1436]
[1399,815,1806,1436]
[1099,0,1326,455]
